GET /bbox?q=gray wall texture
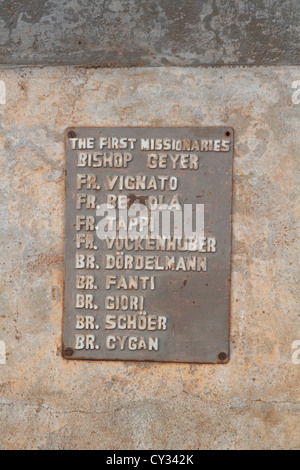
[0,0,299,67]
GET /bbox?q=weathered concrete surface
[0,66,299,449]
[0,1,299,67]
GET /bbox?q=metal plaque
[63,127,233,363]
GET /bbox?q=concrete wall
[0,66,299,449]
[0,0,299,66]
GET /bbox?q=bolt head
[218,352,227,361]
[64,347,74,356]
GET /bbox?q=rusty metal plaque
[63,127,233,363]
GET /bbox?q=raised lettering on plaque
[63,127,233,363]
